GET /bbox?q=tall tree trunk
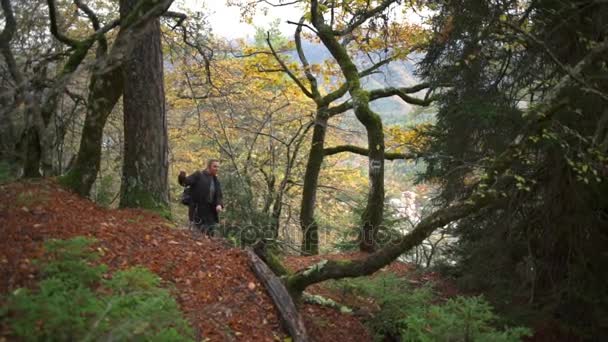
[358,110,384,252]
[21,127,42,178]
[20,68,51,179]
[61,65,123,196]
[118,0,169,217]
[313,20,385,252]
[299,112,328,255]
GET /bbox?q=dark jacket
[178,170,223,224]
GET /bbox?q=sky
[177,0,429,40]
[178,0,303,39]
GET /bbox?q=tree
[416,0,608,335]
[305,0,433,252]
[0,0,175,184]
[61,0,176,196]
[118,0,171,217]
[261,7,432,253]
[1,0,111,178]
[226,0,608,303]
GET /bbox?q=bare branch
[368,84,433,105]
[266,31,314,98]
[332,0,399,36]
[74,0,101,30]
[73,0,108,55]
[47,0,81,47]
[259,0,302,6]
[319,56,398,107]
[287,19,318,35]
[294,16,320,99]
[0,0,22,85]
[359,55,394,77]
[324,145,418,160]
[163,10,187,30]
[328,83,432,116]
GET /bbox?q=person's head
[206,159,220,176]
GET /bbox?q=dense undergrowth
[329,274,531,341]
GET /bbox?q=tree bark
[247,249,309,342]
[118,0,170,217]
[299,113,328,255]
[61,0,174,196]
[286,193,497,298]
[61,66,123,195]
[312,10,386,252]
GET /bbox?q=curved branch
[266,31,314,99]
[0,0,22,85]
[47,0,81,47]
[368,85,433,105]
[286,192,498,295]
[332,0,399,36]
[295,16,320,99]
[163,10,187,29]
[328,83,433,117]
[323,145,417,160]
[74,0,108,55]
[319,56,404,108]
[287,19,318,35]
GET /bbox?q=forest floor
[1,179,394,341]
[5,178,576,342]
[0,178,570,341]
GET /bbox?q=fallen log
[247,248,309,342]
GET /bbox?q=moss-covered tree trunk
[312,12,385,253]
[61,66,123,196]
[118,0,169,217]
[21,127,42,178]
[299,112,328,255]
[61,0,174,196]
[358,109,385,252]
[286,193,496,299]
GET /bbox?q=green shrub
[94,174,116,207]
[402,296,532,342]
[329,274,531,341]
[2,237,194,341]
[218,171,276,247]
[0,160,17,184]
[332,199,405,252]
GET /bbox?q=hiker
[178,159,224,236]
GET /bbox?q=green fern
[2,237,195,341]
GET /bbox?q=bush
[2,237,194,341]
[0,160,18,184]
[217,171,276,247]
[94,174,116,207]
[402,296,532,342]
[329,274,531,341]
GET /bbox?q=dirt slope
[0,179,371,341]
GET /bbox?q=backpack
[180,185,193,206]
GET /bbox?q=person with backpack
[178,159,224,236]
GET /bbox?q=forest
[1,0,607,341]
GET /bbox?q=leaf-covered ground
[0,179,568,341]
[0,179,371,341]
